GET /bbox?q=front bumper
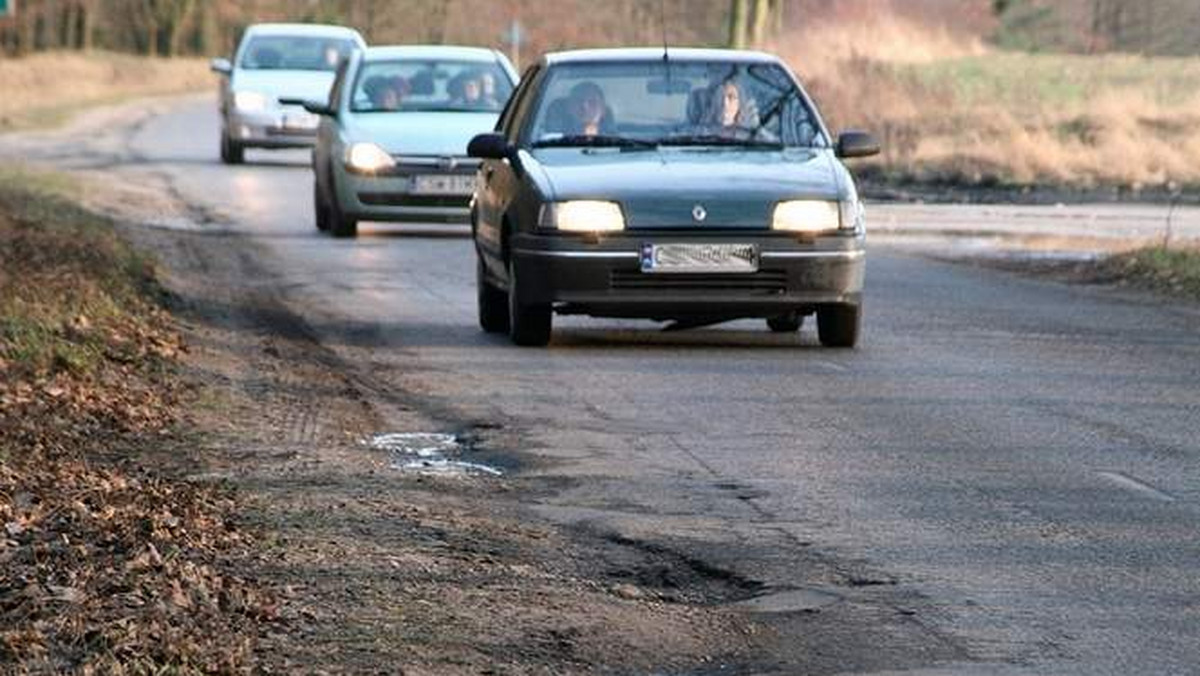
[337,157,477,224]
[226,108,319,148]
[510,231,865,319]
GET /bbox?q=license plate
[640,243,759,274]
[412,174,476,196]
[282,112,318,130]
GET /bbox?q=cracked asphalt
[6,95,1200,675]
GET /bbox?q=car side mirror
[302,100,336,117]
[210,58,232,75]
[836,131,881,159]
[468,133,514,160]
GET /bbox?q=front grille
[610,269,787,294]
[358,193,470,208]
[389,158,479,177]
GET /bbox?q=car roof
[543,47,784,66]
[244,23,365,42]
[362,45,504,63]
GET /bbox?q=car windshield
[238,35,356,71]
[350,59,514,113]
[527,60,825,149]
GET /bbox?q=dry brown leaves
[1,196,274,673]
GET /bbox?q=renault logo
[692,204,707,222]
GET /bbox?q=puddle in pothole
[730,587,842,614]
[366,432,503,477]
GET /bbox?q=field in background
[0,51,209,132]
[780,8,1200,191]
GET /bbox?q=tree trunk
[19,5,35,54]
[167,0,197,57]
[750,0,771,47]
[81,0,95,51]
[63,1,79,50]
[728,0,748,49]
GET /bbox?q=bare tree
[729,0,748,48]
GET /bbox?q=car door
[475,64,542,270]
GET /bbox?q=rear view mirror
[646,78,692,95]
[468,133,514,160]
[302,100,336,117]
[210,58,232,75]
[836,130,880,159]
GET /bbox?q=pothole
[730,587,842,614]
[366,432,503,477]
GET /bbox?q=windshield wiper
[532,134,657,149]
[657,133,783,149]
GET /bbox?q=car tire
[817,303,860,348]
[313,180,330,232]
[507,258,551,346]
[220,130,244,165]
[767,312,803,333]
[329,188,358,239]
[478,255,510,333]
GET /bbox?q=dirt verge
[0,174,272,673]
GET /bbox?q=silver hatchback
[304,46,517,237]
[210,23,366,164]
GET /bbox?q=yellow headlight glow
[772,200,841,233]
[554,201,625,233]
[345,143,395,174]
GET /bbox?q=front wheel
[817,304,861,348]
[507,258,551,346]
[477,255,509,333]
[329,190,358,239]
[220,130,244,165]
[313,180,330,232]
[767,312,803,333]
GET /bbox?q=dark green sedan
[469,48,878,347]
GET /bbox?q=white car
[210,23,366,164]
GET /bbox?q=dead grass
[774,11,1200,190]
[0,166,164,379]
[1106,245,1200,298]
[0,51,209,132]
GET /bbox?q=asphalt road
[10,97,1200,674]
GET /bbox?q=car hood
[530,147,845,229]
[231,70,336,104]
[345,112,499,156]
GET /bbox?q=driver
[364,76,404,111]
[546,81,614,137]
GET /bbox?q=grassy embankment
[0,168,270,672]
[0,50,209,132]
[780,13,1200,192]
[776,11,1200,283]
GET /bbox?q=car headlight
[542,200,625,233]
[233,90,269,112]
[772,199,858,234]
[344,143,396,174]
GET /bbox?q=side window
[328,57,352,110]
[498,65,540,138]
